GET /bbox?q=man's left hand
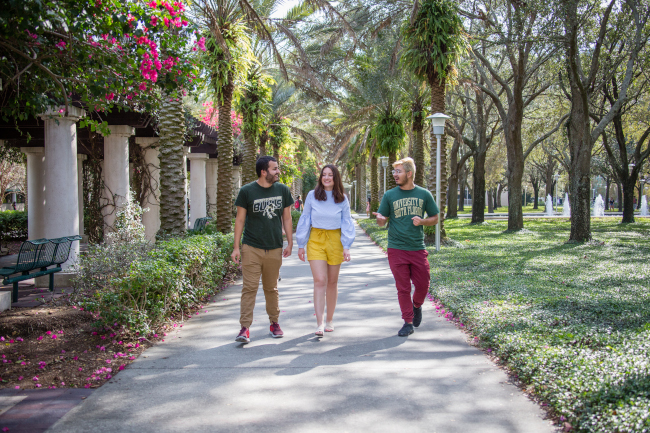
[412,216,423,226]
[283,245,293,258]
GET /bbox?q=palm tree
[194,0,288,233]
[239,44,273,186]
[157,97,188,237]
[401,0,468,238]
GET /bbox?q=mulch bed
[0,305,159,390]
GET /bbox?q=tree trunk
[388,152,397,191]
[617,183,623,211]
[471,150,487,223]
[533,183,539,209]
[259,131,269,156]
[379,160,385,200]
[458,167,466,211]
[359,162,367,214]
[217,79,234,233]
[605,176,610,210]
[496,183,504,208]
[412,104,425,187]
[447,135,460,218]
[241,129,257,186]
[564,0,594,242]
[429,76,447,238]
[487,188,494,213]
[370,155,378,218]
[158,94,187,237]
[638,183,642,210]
[622,179,636,223]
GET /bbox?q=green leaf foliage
[400,0,469,84]
[75,233,235,335]
[374,110,405,155]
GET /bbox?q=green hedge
[0,211,27,241]
[80,233,235,334]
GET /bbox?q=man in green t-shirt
[231,156,294,343]
[373,157,439,337]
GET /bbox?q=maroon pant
[387,248,430,322]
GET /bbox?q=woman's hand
[298,248,306,262]
[343,249,351,262]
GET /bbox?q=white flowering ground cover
[358,218,650,433]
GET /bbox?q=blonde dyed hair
[393,157,416,177]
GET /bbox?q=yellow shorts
[307,228,344,265]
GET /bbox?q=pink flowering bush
[0,0,198,123]
[200,101,242,136]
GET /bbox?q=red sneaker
[235,327,250,343]
[269,322,284,338]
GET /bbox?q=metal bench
[189,216,213,234]
[0,235,82,303]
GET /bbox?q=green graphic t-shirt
[377,185,440,251]
[235,181,293,250]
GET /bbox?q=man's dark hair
[256,155,277,177]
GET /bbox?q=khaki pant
[240,244,282,328]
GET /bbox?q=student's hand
[343,249,351,262]
[283,244,292,258]
[298,248,306,262]
[412,216,423,226]
[373,212,387,224]
[231,246,241,264]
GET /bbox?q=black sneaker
[398,323,414,337]
[413,306,422,328]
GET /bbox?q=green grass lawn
[358,217,650,433]
[456,204,547,214]
[455,204,632,214]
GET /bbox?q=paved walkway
[48,223,555,433]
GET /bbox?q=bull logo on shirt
[253,197,283,219]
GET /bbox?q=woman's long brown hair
[314,164,345,203]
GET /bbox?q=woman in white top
[296,165,356,337]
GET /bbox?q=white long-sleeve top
[296,190,356,249]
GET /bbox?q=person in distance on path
[296,165,355,337]
[231,156,294,344]
[372,157,439,337]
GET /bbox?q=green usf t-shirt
[377,185,440,251]
[235,181,293,250]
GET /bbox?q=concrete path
[48,223,555,433]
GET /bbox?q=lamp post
[426,113,450,252]
[380,156,388,199]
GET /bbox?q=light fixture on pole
[426,113,450,252]
[380,156,388,198]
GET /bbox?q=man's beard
[266,172,277,183]
[395,176,404,185]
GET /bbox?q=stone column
[77,154,87,238]
[232,165,241,192]
[135,138,160,242]
[101,125,134,234]
[21,147,46,240]
[188,153,208,228]
[39,106,86,268]
[206,159,218,217]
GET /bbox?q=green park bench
[0,235,82,303]
[189,216,212,234]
